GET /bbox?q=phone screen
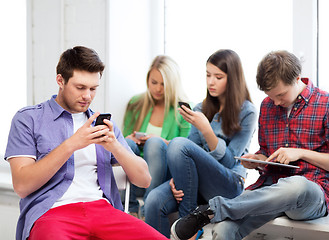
[95,113,112,126]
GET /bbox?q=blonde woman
[123,55,191,218]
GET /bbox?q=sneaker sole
[170,219,181,240]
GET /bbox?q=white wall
[293,0,318,82]
[28,0,318,130]
[107,0,164,126]
[27,0,108,111]
[28,0,165,128]
[0,0,319,239]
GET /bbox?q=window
[318,0,329,92]
[164,0,293,153]
[0,0,26,164]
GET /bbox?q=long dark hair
[202,49,251,136]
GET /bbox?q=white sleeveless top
[145,122,162,136]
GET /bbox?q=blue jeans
[125,137,169,215]
[211,175,328,240]
[144,137,244,237]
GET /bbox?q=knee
[278,176,311,197]
[167,137,190,162]
[144,137,165,149]
[145,188,163,212]
[282,176,326,220]
[144,137,166,158]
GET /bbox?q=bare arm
[98,119,151,188]
[9,112,110,198]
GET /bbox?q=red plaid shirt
[247,78,329,209]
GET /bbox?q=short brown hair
[256,50,301,91]
[56,46,105,83]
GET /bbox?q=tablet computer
[234,157,300,169]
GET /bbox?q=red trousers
[29,199,168,240]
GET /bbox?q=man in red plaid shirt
[171,50,329,240]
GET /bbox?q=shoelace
[191,209,210,228]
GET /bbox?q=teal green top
[123,95,191,140]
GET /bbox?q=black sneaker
[171,204,213,240]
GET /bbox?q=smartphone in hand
[178,101,191,111]
[135,132,147,139]
[95,113,112,126]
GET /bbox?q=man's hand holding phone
[93,112,122,152]
[68,112,112,151]
[95,113,112,126]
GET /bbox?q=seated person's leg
[172,175,328,239]
[144,180,178,238]
[142,137,168,216]
[167,137,244,218]
[143,137,168,195]
[212,214,282,240]
[123,138,142,215]
[95,201,169,240]
[283,175,327,220]
[210,176,327,223]
[29,203,90,240]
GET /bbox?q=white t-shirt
[52,112,104,208]
[287,104,293,117]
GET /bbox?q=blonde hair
[125,55,186,131]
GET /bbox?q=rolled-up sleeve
[5,110,36,160]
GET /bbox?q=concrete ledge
[264,215,329,233]
[245,215,329,240]
[196,215,329,240]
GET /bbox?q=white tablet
[234,157,300,169]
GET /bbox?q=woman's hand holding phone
[125,131,148,145]
[178,104,210,131]
[178,101,191,111]
[178,101,193,118]
[135,132,147,140]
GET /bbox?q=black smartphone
[178,101,191,111]
[95,113,112,126]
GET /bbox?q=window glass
[164,0,293,153]
[0,0,26,162]
[319,0,329,92]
